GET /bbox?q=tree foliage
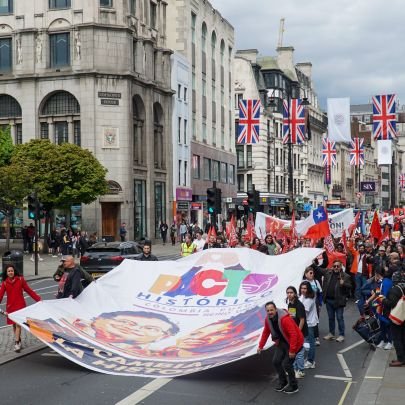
[0,126,14,166]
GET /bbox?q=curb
[0,343,46,366]
[353,348,391,405]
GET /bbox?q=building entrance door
[101,202,119,241]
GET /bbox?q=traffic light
[207,187,216,214]
[27,195,37,220]
[247,189,260,213]
[39,202,45,219]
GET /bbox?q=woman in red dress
[0,265,41,352]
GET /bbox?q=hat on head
[378,246,386,252]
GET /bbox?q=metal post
[34,195,39,276]
[288,140,294,215]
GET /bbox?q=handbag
[389,286,405,326]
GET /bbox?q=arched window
[39,91,80,145]
[211,31,216,81]
[0,94,22,144]
[201,22,207,51]
[153,102,164,169]
[133,95,145,166]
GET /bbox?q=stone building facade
[166,0,236,228]
[0,0,173,240]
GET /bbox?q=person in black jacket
[136,243,158,261]
[60,256,83,299]
[382,268,405,367]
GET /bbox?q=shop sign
[191,202,202,210]
[176,187,193,201]
[177,202,189,211]
[360,181,376,192]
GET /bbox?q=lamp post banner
[10,248,322,378]
[327,97,351,142]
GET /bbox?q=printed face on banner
[11,248,322,377]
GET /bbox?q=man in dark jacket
[383,268,405,367]
[372,246,389,276]
[60,255,83,299]
[136,243,158,261]
[315,260,352,342]
[258,302,304,395]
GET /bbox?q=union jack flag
[399,174,405,189]
[372,94,397,140]
[237,99,261,144]
[283,99,306,144]
[322,137,337,166]
[350,137,364,166]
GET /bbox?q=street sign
[177,202,189,210]
[360,181,376,192]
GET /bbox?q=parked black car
[80,241,142,279]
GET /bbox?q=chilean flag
[296,206,331,239]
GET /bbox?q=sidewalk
[353,346,405,405]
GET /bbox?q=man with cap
[373,245,389,276]
[136,241,158,261]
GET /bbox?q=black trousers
[391,322,405,363]
[272,341,298,388]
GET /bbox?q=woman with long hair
[0,265,41,352]
[299,281,318,369]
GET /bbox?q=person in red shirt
[257,301,304,395]
[0,265,41,352]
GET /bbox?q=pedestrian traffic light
[207,187,216,214]
[247,189,260,213]
[27,195,37,220]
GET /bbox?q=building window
[237,174,244,192]
[74,121,81,146]
[153,103,164,169]
[184,161,187,186]
[100,0,113,7]
[0,0,13,14]
[212,160,219,181]
[191,13,196,43]
[229,164,235,184]
[192,116,196,140]
[15,123,22,144]
[236,145,244,168]
[133,95,145,166]
[183,87,187,102]
[134,179,147,240]
[0,37,12,72]
[220,162,227,183]
[202,122,207,142]
[247,174,253,191]
[235,93,243,109]
[178,117,181,143]
[49,0,71,9]
[0,94,21,118]
[184,119,187,144]
[150,1,157,29]
[247,145,253,168]
[40,122,49,139]
[154,181,166,238]
[50,32,70,68]
[203,157,211,180]
[42,91,79,115]
[212,126,216,146]
[178,160,182,185]
[192,154,200,179]
[54,121,68,144]
[129,0,136,15]
[177,84,181,98]
[300,180,304,194]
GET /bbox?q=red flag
[378,227,390,244]
[326,251,347,268]
[348,211,361,237]
[341,231,348,253]
[370,211,382,240]
[228,215,238,247]
[207,226,217,240]
[324,234,335,253]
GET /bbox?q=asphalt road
[0,293,373,405]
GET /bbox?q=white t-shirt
[299,296,319,327]
[193,238,206,252]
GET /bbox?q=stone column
[49,120,55,143]
[68,117,74,144]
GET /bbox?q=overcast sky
[211,0,405,110]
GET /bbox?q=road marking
[338,340,364,354]
[338,381,352,405]
[314,374,353,382]
[365,376,384,379]
[337,353,352,378]
[115,378,172,405]
[42,353,60,357]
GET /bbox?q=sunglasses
[332,265,341,268]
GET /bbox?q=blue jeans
[306,326,316,363]
[294,346,305,371]
[355,273,368,300]
[326,299,345,336]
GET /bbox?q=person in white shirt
[193,231,206,252]
[299,281,319,369]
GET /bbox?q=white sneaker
[14,342,21,352]
[295,370,305,379]
[315,338,321,346]
[30,258,34,262]
[336,335,345,343]
[304,361,315,369]
[323,333,335,341]
[376,341,386,349]
[384,342,393,350]
[39,258,44,261]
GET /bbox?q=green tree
[0,126,14,166]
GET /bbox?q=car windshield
[86,247,121,252]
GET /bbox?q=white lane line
[314,374,353,382]
[338,381,353,405]
[337,353,352,378]
[42,353,60,357]
[115,378,172,405]
[365,376,384,379]
[338,340,364,354]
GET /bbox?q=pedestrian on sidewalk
[135,242,158,261]
[119,223,127,242]
[159,221,168,245]
[0,265,41,352]
[30,234,44,262]
[170,223,177,246]
[257,301,304,394]
[58,256,83,299]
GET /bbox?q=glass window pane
[50,33,70,67]
[55,121,68,144]
[0,38,12,72]
[49,0,71,9]
[100,0,112,7]
[0,0,13,14]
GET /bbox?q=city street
[0,276,374,405]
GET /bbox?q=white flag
[377,140,392,165]
[327,98,351,142]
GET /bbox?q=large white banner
[327,98,351,143]
[377,140,392,165]
[256,209,354,238]
[10,248,321,378]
